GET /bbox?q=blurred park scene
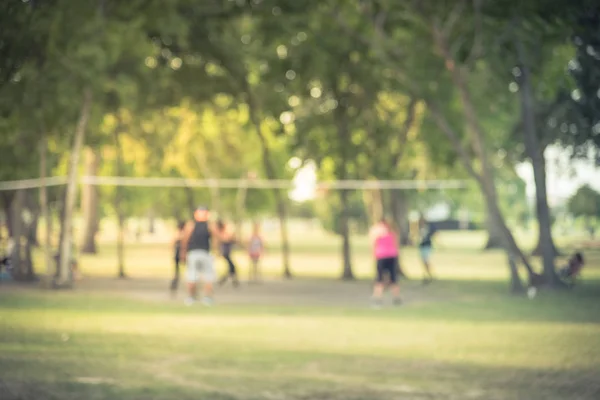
[1,0,600,399]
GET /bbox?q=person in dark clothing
[418,216,437,284]
[180,206,217,306]
[216,219,239,287]
[558,252,585,285]
[170,221,186,295]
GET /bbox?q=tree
[564,4,600,151]
[80,148,100,254]
[512,25,561,285]
[568,184,600,238]
[568,184,600,217]
[255,2,393,279]
[480,0,582,283]
[335,0,540,291]
[145,2,299,278]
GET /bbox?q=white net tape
[0,176,469,191]
[0,176,68,191]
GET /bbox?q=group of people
[173,206,586,308]
[174,204,436,307]
[171,206,265,305]
[369,216,437,308]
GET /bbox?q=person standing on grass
[369,218,401,308]
[169,221,186,295]
[418,216,436,284]
[180,206,216,306]
[216,219,240,287]
[247,221,265,283]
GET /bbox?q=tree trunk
[194,152,222,216]
[57,88,92,288]
[431,25,533,291]
[245,85,292,278]
[10,189,24,278]
[147,208,155,235]
[507,251,524,294]
[184,186,195,216]
[2,192,15,238]
[481,169,532,292]
[483,207,505,249]
[26,212,39,248]
[81,147,99,254]
[531,237,561,257]
[22,190,39,281]
[426,102,529,289]
[117,215,126,278]
[23,211,37,281]
[56,186,66,278]
[114,124,127,279]
[39,137,52,285]
[389,190,409,278]
[339,188,354,280]
[362,188,384,225]
[332,88,355,280]
[48,202,55,249]
[276,199,292,278]
[28,217,39,247]
[390,190,412,246]
[515,35,561,287]
[234,179,249,240]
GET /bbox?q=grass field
[1,226,600,399]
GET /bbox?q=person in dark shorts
[418,216,436,284]
[170,221,186,295]
[369,218,401,308]
[216,219,239,287]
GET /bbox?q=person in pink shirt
[369,218,401,307]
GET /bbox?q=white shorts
[186,250,216,283]
[419,246,432,262]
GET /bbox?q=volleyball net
[0,175,470,191]
[0,174,477,281]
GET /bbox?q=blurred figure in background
[418,216,437,284]
[216,219,239,287]
[247,221,265,283]
[369,218,401,308]
[558,251,585,286]
[180,206,216,306]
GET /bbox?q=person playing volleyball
[418,216,436,284]
[247,221,265,283]
[369,218,401,308]
[180,206,217,306]
[216,219,240,287]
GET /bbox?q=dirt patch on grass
[66,276,455,308]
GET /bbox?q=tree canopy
[1,0,598,288]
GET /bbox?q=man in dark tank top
[180,206,216,306]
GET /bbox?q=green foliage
[288,200,317,220]
[315,191,369,235]
[2,0,598,285]
[568,184,600,218]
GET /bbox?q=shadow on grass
[1,277,600,325]
[1,348,599,400]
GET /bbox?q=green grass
[1,282,600,400]
[3,228,600,399]
[47,225,600,281]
